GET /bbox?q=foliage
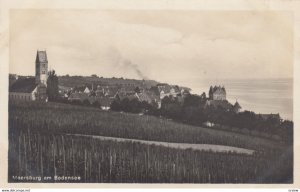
[9,102,286,150]
[46,70,59,101]
[157,94,293,144]
[134,87,141,93]
[111,98,155,114]
[82,99,91,106]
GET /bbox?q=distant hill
[58,75,159,89]
[9,74,192,92]
[9,74,34,87]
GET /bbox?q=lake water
[177,78,293,120]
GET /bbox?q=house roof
[116,92,137,101]
[157,83,181,94]
[181,89,190,95]
[103,87,119,97]
[137,91,159,103]
[95,90,105,97]
[172,85,180,93]
[73,86,90,92]
[147,90,160,100]
[212,86,226,94]
[36,51,48,63]
[68,92,89,100]
[149,86,160,96]
[9,78,38,93]
[119,86,136,93]
[157,84,172,93]
[260,113,280,120]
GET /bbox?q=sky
[10,10,293,86]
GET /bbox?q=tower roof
[210,85,226,94]
[233,101,241,109]
[36,50,48,63]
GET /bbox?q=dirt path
[67,134,255,155]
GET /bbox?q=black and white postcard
[0,0,299,189]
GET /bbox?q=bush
[82,99,91,106]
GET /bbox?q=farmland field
[8,101,293,183]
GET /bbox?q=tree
[83,99,91,106]
[200,92,207,100]
[209,86,213,99]
[183,94,205,108]
[92,101,100,108]
[46,70,59,101]
[134,86,141,93]
[111,100,121,111]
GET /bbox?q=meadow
[8,101,293,183]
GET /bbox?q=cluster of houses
[8,50,191,110]
[64,82,191,110]
[9,50,284,124]
[9,50,243,113]
[9,50,241,112]
[63,82,244,113]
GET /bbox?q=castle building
[205,85,232,111]
[209,86,226,101]
[9,50,48,101]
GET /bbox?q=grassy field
[8,101,293,183]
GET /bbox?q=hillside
[9,101,283,151]
[8,101,293,183]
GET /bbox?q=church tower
[35,50,48,86]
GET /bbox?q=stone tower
[35,50,48,86]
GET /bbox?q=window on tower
[42,71,45,74]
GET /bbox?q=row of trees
[110,98,157,114]
[110,93,293,144]
[160,94,293,144]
